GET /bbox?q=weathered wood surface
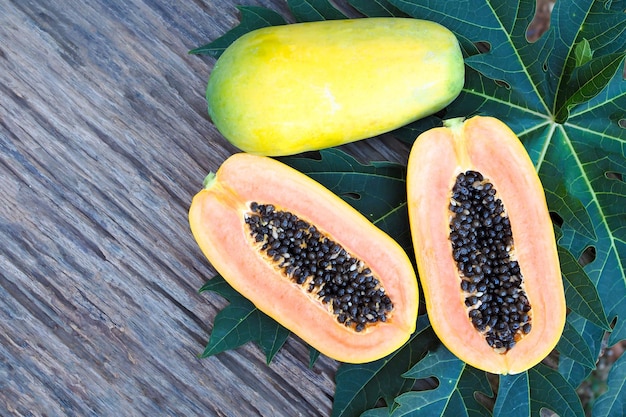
[0,1,411,416]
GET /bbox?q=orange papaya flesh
[407,116,566,375]
[189,153,419,363]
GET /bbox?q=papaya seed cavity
[449,170,532,353]
[244,202,393,332]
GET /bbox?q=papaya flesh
[189,154,419,363]
[207,18,465,156]
[407,116,566,375]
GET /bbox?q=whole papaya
[207,18,465,156]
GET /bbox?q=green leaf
[573,39,593,68]
[332,316,436,417]
[529,364,585,417]
[287,0,348,22]
[361,344,467,417]
[199,275,290,364]
[494,368,584,417]
[558,244,610,330]
[564,75,626,347]
[555,52,626,122]
[592,350,626,417]
[549,0,626,82]
[542,177,596,242]
[454,366,493,417]
[542,0,626,117]
[348,0,408,17]
[558,312,605,388]
[334,318,492,417]
[493,373,530,417]
[309,348,321,368]
[557,320,597,369]
[188,6,286,58]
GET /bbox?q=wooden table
[0,1,411,415]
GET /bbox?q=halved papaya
[206,18,464,156]
[189,153,419,363]
[407,116,566,374]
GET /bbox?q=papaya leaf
[558,312,606,388]
[360,343,467,417]
[454,366,492,417]
[528,364,585,417]
[339,341,493,417]
[493,373,530,417]
[592,350,626,417]
[309,348,321,369]
[547,0,626,118]
[556,185,626,384]
[198,275,290,364]
[496,365,586,417]
[188,6,286,58]
[557,320,597,369]
[573,39,593,68]
[558,245,610,330]
[348,0,408,18]
[332,316,436,417]
[544,179,595,241]
[287,0,348,22]
[555,51,626,122]
[283,149,406,180]
[582,0,626,56]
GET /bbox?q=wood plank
[0,1,411,416]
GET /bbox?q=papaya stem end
[202,172,217,189]
[443,117,466,130]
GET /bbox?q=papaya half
[407,116,566,375]
[206,18,464,156]
[189,153,419,363]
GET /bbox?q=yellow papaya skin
[206,18,465,156]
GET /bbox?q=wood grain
[0,1,412,416]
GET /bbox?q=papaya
[206,18,464,156]
[406,116,566,374]
[189,153,419,363]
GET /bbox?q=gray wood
[0,1,411,416]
